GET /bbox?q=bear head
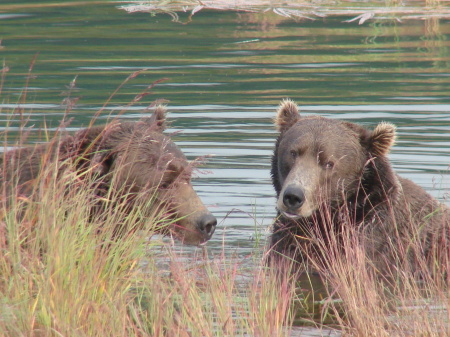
[71,106,217,245]
[271,99,399,221]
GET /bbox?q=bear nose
[283,185,305,210]
[197,213,217,239]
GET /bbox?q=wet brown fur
[1,106,216,245]
[270,99,449,272]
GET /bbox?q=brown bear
[270,99,449,272]
[1,106,217,245]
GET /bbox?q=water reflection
[119,1,450,23]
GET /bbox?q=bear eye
[290,150,297,158]
[160,182,171,189]
[325,161,334,169]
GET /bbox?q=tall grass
[2,63,448,336]
[1,147,157,336]
[0,68,300,337]
[293,200,450,336]
[0,156,300,336]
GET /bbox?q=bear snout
[196,213,217,240]
[282,185,305,212]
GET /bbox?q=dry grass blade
[0,67,302,337]
[288,201,450,337]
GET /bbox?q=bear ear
[71,124,117,175]
[72,125,107,153]
[90,151,115,177]
[274,99,300,133]
[147,105,167,132]
[368,122,396,157]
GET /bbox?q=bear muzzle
[168,182,218,245]
[283,185,305,210]
[277,184,305,219]
[174,210,217,245]
[277,184,317,219]
[196,212,217,240]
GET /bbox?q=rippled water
[1,2,450,334]
[2,0,450,249]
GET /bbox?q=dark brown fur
[1,106,216,245]
[270,99,448,271]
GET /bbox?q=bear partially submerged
[270,99,448,271]
[1,106,216,245]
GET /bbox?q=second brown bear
[270,99,448,273]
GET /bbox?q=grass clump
[0,151,156,336]
[0,129,301,336]
[0,62,300,335]
[289,201,450,337]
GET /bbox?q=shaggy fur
[270,99,448,271]
[1,107,217,245]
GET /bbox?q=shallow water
[1,1,450,334]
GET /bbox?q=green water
[1,0,449,247]
[1,2,449,334]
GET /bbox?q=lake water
[1,1,450,335]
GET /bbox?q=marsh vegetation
[1,66,449,336]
